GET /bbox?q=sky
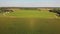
[0,0,60,7]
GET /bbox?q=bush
[48,8,60,17]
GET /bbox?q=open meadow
[0,9,60,34]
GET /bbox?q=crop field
[0,9,60,34]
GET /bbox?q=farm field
[0,9,60,34]
[5,10,57,18]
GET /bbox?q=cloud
[0,0,60,7]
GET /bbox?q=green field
[4,10,56,18]
[0,10,60,34]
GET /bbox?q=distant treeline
[0,7,60,16]
[0,7,60,10]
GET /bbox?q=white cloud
[0,2,60,7]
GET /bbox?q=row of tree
[49,8,60,17]
[0,7,60,17]
[0,8,14,13]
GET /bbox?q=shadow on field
[0,17,60,34]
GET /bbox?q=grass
[0,9,60,34]
[5,10,56,18]
[0,17,60,34]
